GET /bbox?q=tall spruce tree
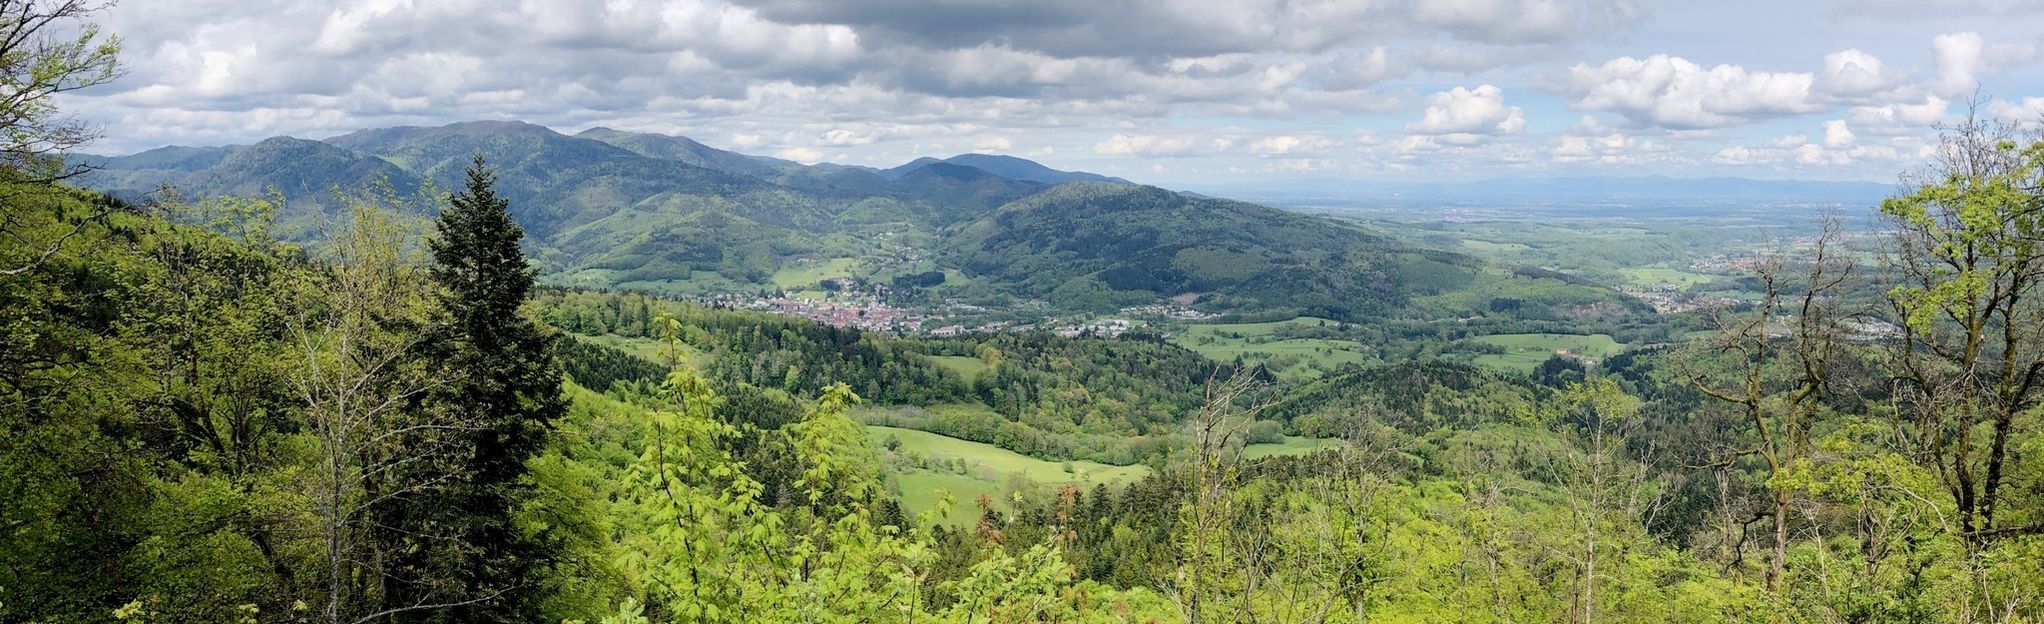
[387,154,565,621]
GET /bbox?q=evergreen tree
[386,154,566,621]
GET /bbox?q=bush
[1246,420,1285,445]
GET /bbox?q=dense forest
[5,4,2044,623]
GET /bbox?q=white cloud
[1714,133,1935,168]
[1396,135,1445,153]
[52,0,2005,183]
[1988,96,2044,128]
[1548,54,1822,128]
[1816,49,1905,98]
[1093,133,1210,157]
[1823,120,1856,148]
[1406,85,1526,136]
[1313,46,1401,90]
[1411,0,1642,45]
[1242,134,1340,155]
[1847,94,1952,132]
[1771,133,1811,149]
[1930,32,2038,98]
[1550,130,1668,164]
[774,146,825,162]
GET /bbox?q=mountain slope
[79,138,422,224]
[187,137,422,201]
[325,121,794,241]
[939,154,1128,185]
[74,145,235,192]
[941,183,1629,321]
[881,154,1126,185]
[885,162,1047,219]
[573,127,787,179]
[325,121,677,203]
[880,157,945,180]
[74,120,1642,324]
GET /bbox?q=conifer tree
[386,154,566,621]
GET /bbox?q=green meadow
[1467,333,1625,374]
[1169,317,1374,379]
[866,425,1149,524]
[1242,436,1343,459]
[770,257,862,289]
[928,355,989,380]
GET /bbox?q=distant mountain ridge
[72,120,1642,325]
[880,153,1130,185]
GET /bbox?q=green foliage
[374,156,570,621]
[10,39,2044,620]
[535,288,973,406]
[534,329,1152,623]
[0,0,123,176]
[1877,123,2044,541]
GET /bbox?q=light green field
[892,472,1008,523]
[928,355,988,380]
[1169,317,1372,379]
[1621,266,1716,289]
[1176,316,1341,338]
[1458,238,1535,254]
[867,425,1149,525]
[1243,436,1342,459]
[1468,333,1625,374]
[576,333,698,367]
[770,257,860,289]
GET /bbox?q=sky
[61,0,2044,186]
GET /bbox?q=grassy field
[1467,333,1625,374]
[1169,317,1373,379]
[770,257,861,289]
[1242,436,1342,459]
[866,425,1149,524]
[1620,266,1717,289]
[576,333,697,367]
[1457,238,1535,254]
[928,355,989,380]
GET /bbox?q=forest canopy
[3,4,2044,624]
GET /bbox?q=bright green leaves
[788,382,880,509]
[1538,375,1642,429]
[937,544,1077,623]
[1880,129,2044,337]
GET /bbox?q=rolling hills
[74,120,1645,324]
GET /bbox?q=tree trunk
[1769,495,1788,591]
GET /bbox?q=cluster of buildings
[1053,318,1134,338]
[739,295,933,333]
[1688,253,1764,273]
[1118,304,1219,320]
[1618,286,1746,314]
[928,320,1020,337]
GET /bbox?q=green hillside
[942,183,1635,322]
[77,122,1644,324]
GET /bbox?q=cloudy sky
[63,0,2044,185]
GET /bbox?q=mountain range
[75,120,1637,324]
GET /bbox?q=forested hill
[938,182,1628,319]
[76,120,1643,325]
